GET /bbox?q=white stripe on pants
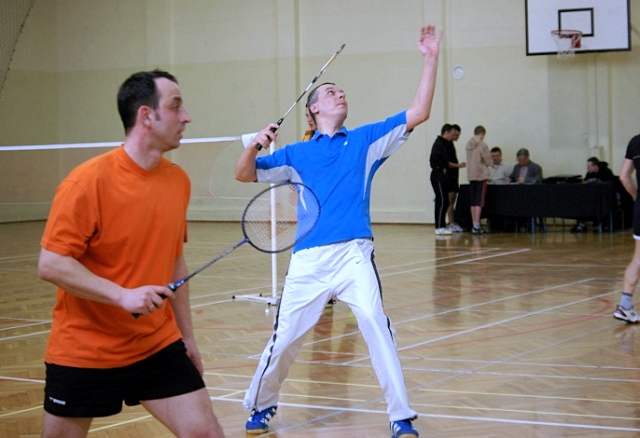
[243,238,417,422]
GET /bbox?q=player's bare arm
[38,248,174,316]
[406,25,442,131]
[169,254,205,374]
[234,124,279,182]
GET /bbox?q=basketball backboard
[525,0,631,56]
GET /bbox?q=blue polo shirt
[256,111,410,252]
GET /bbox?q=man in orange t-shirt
[38,70,224,437]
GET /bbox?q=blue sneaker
[245,405,277,434]
[390,418,419,438]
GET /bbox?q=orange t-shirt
[40,146,190,368]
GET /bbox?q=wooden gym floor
[1,220,639,437]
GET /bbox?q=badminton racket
[133,182,320,317]
[255,43,346,150]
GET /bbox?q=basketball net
[551,29,583,58]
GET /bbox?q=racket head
[241,182,320,253]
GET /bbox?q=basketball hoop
[551,29,583,58]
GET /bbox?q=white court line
[331,281,612,371]
[301,277,594,354]
[417,387,640,405]
[381,247,531,277]
[380,247,506,270]
[0,405,43,418]
[226,247,635,432]
[397,279,606,351]
[0,320,51,333]
[207,397,640,434]
[0,254,39,263]
[187,248,529,309]
[0,330,51,341]
[276,322,640,433]
[88,414,154,433]
[4,245,628,433]
[0,375,44,384]
[267,249,632,431]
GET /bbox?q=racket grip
[132,282,179,319]
[255,122,281,151]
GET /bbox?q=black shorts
[446,178,460,193]
[469,180,487,207]
[634,200,640,239]
[43,340,204,418]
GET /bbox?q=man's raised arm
[406,25,442,132]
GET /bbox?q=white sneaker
[448,223,463,233]
[614,305,640,323]
[435,227,453,235]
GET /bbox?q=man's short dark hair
[117,69,178,134]
[305,82,335,125]
[491,147,502,154]
[440,123,453,135]
[516,148,530,157]
[587,156,601,165]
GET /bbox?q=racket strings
[242,183,320,253]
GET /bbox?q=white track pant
[243,238,417,422]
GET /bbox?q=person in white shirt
[488,147,510,184]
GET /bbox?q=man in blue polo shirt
[235,25,442,438]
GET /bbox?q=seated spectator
[571,157,616,233]
[488,146,510,184]
[509,148,543,184]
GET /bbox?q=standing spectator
[446,124,466,231]
[465,125,492,234]
[509,148,543,184]
[488,146,511,184]
[613,134,640,323]
[430,124,454,235]
[37,70,224,438]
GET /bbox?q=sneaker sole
[246,427,269,434]
[614,313,640,324]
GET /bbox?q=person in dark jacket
[571,157,616,233]
[430,124,455,235]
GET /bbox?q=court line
[0,330,51,341]
[0,320,51,333]
[207,397,640,434]
[398,282,611,352]
[302,278,597,361]
[1,243,627,433]
[186,248,530,308]
[0,405,43,418]
[259,321,640,434]
[381,248,533,277]
[0,254,39,263]
[259,266,630,432]
[380,247,508,270]
[0,375,44,384]
[88,414,154,433]
[418,387,640,405]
